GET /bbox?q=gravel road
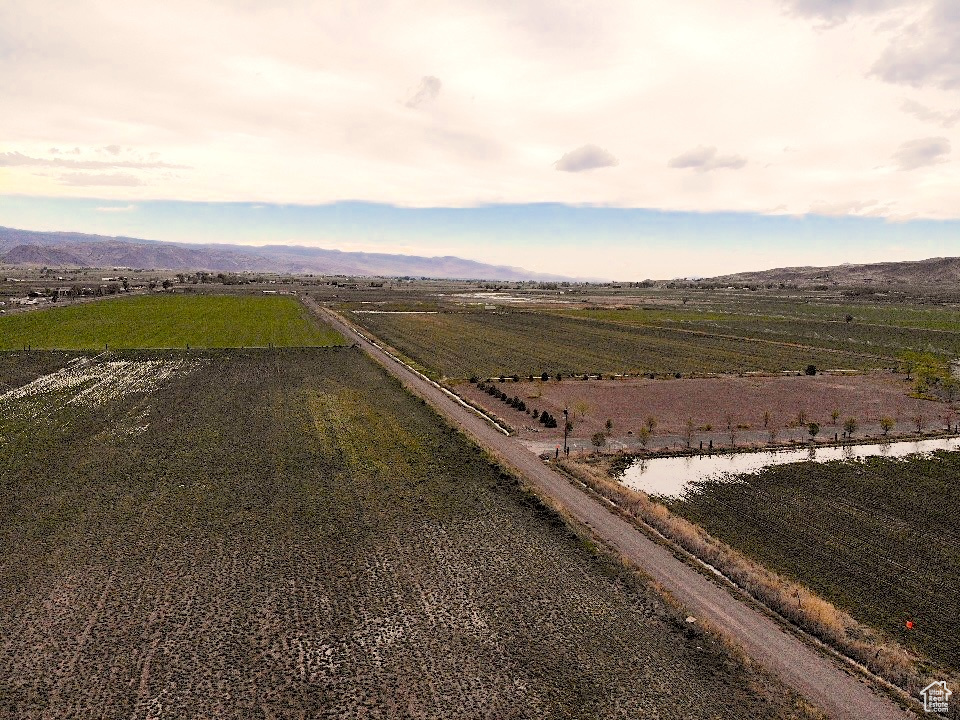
[309,298,916,720]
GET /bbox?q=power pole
[563,408,569,455]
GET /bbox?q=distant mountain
[0,226,569,281]
[708,257,960,286]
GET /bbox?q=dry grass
[558,457,959,701]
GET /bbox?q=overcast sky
[2,0,959,278]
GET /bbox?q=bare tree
[880,417,894,436]
[843,417,858,438]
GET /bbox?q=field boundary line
[308,301,510,436]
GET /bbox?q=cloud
[103,144,122,155]
[554,144,619,172]
[668,146,747,172]
[95,204,137,212]
[891,136,951,170]
[0,151,187,170]
[59,172,143,186]
[808,199,886,215]
[871,0,960,90]
[782,0,905,23]
[405,76,442,108]
[900,99,960,127]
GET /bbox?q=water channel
[618,436,960,498]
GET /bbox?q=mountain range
[708,256,960,286]
[0,226,567,281]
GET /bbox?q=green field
[0,295,345,349]
[665,454,960,671]
[0,349,814,718]
[555,306,960,362]
[351,309,884,379]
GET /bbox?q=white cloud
[871,1,960,90]
[554,144,619,172]
[900,99,960,128]
[669,146,747,172]
[0,151,187,170]
[891,136,950,170]
[405,76,442,108]
[60,172,143,186]
[0,0,956,218]
[782,0,905,23]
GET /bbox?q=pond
[617,436,960,499]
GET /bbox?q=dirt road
[309,298,915,720]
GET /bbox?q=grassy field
[664,455,960,671]
[0,295,345,349]
[557,306,960,362]
[0,349,818,719]
[351,309,884,379]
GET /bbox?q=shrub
[805,364,817,376]
[591,432,607,448]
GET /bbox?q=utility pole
[563,408,569,455]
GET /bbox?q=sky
[2,0,959,279]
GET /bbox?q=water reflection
[618,436,960,499]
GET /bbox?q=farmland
[0,294,345,350]
[351,309,882,380]
[0,348,817,719]
[662,454,960,672]
[459,371,944,451]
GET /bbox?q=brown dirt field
[460,372,952,447]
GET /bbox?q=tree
[914,414,925,432]
[541,372,550,381]
[573,400,590,420]
[880,416,894,435]
[830,409,840,425]
[684,418,694,448]
[807,422,820,441]
[763,410,771,429]
[845,314,853,323]
[637,426,650,449]
[591,432,607,448]
[605,418,613,433]
[843,417,858,438]
[645,416,657,433]
[805,364,817,376]
[768,426,779,444]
